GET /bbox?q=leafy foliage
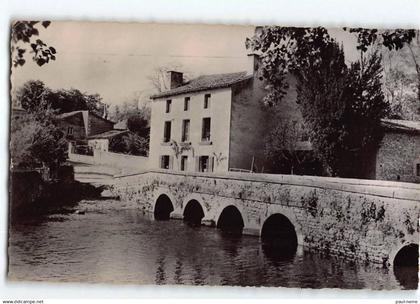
[15,80,51,113]
[16,80,107,117]
[265,120,317,173]
[11,21,56,67]
[247,27,389,177]
[245,27,335,106]
[109,133,148,156]
[347,28,420,102]
[108,95,151,155]
[127,112,150,139]
[297,46,388,177]
[345,28,416,52]
[10,111,67,170]
[49,89,107,116]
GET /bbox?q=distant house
[149,54,310,173]
[56,110,115,142]
[87,129,131,152]
[368,119,420,183]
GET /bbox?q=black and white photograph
[4,2,420,300]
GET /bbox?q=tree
[246,27,340,106]
[10,111,67,170]
[49,88,106,116]
[15,80,51,113]
[127,112,150,138]
[265,120,318,174]
[11,21,56,67]
[109,133,148,156]
[346,28,420,101]
[16,80,107,117]
[247,27,389,177]
[383,68,419,119]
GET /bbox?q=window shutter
[195,156,200,172]
[169,156,174,170]
[159,156,163,169]
[209,157,214,172]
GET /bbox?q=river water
[7,199,418,289]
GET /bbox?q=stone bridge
[110,169,420,267]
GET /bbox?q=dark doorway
[183,200,205,227]
[154,194,174,220]
[217,205,244,235]
[261,213,298,262]
[393,243,419,290]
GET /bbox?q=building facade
[149,54,309,173]
[57,110,115,142]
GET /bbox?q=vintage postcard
[8,21,420,290]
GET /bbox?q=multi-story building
[149,54,309,173]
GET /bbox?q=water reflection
[7,199,418,289]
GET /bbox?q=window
[184,97,190,111]
[204,94,211,109]
[198,156,213,172]
[163,121,171,142]
[67,126,73,135]
[416,163,420,177]
[201,118,211,141]
[182,119,190,142]
[160,155,171,169]
[181,156,188,171]
[166,99,172,113]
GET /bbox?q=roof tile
[150,71,251,99]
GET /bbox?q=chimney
[246,53,260,76]
[167,71,184,89]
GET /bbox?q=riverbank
[9,168,104,222]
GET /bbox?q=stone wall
[375,131,420,183]
[111,170,420,266]
[68,147,148,171]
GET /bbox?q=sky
[11,22,360,106]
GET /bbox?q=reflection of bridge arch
[216,205,245,234]
[154,194,174,220]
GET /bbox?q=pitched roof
[57,110,85,119]
[381,119,420,134]
[88,129,130,139]
[150,71,252,99]
[57,110,115,124]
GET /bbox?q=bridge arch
[260,212,298,261]
[153,194,175,220]
[216,205,245,234]
[260,207,303,245]
[183,199,205,226]
[393,243,419,266]
[392,243,419,289]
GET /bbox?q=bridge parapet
[112,169,420,266]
